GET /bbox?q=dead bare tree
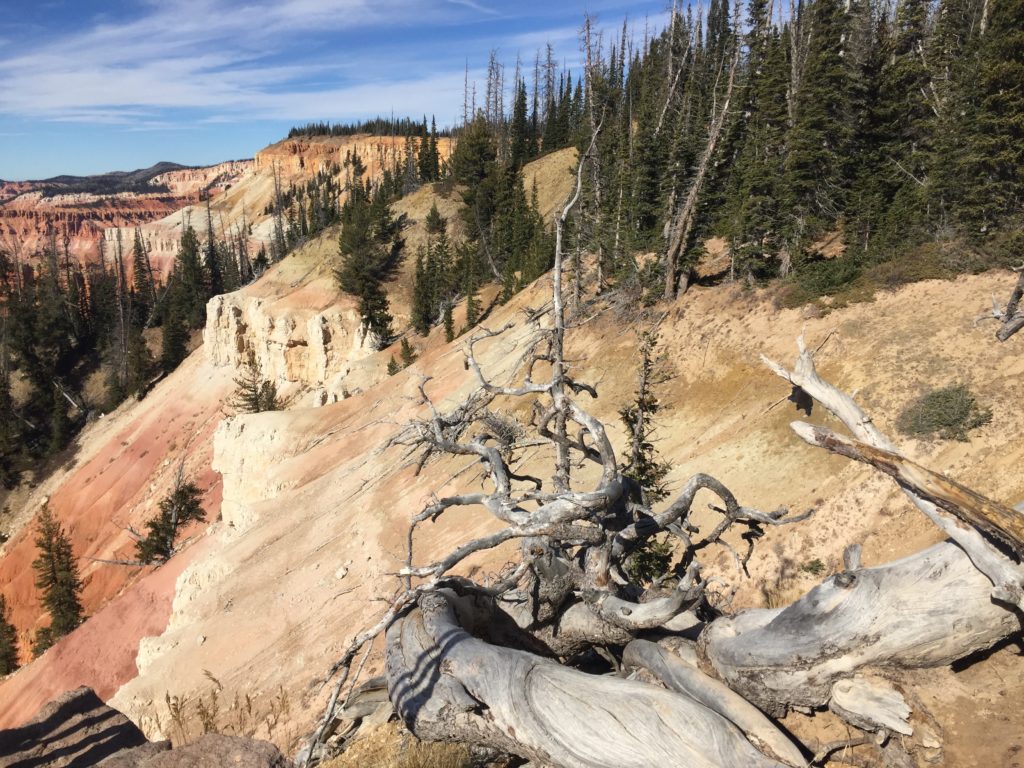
[979,264,1024,341]
[663,0,742,300]
[301,183,1024,768]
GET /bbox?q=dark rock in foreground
[0,687,292,768]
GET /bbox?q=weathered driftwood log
[622,639,806,766]
[828,676,912,736]
[701,340,1024,715]
[996,266,1024,341]
[791,422,1024,557]
[762,337,1024,606]
[700,540,1018,714]
[386,591,791,768]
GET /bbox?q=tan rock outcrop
[203,292,374,406]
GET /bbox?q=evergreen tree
[443,300,455,342]
[176,226,207,328]
[619,331,674,584]
[131,228,154,325]
[399,337,417,367]
[229,351,284,413]
[0,595,18,675]
[425,202,447,236]
[958,0,1024,231]
[135,478,206,564]
[510,79,531,169]
[411,248,434,336]
[0,352,23,489]
[204,198,224,299]
[334,181,403,346]
[784,0,851,248]
[160,278,189,373]
[31,506,83,655]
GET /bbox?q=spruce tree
[411,248,434,336]
[510,79,531,169]
[784,0,851,247]
[204,198,224,299]
[131,228,154,325]
[160,278,189,373]
[229,351,283,413]
[335,182,403,346]
[959,0,1024,231]
[0,355,23,489]
[619,330,674,584]
[31,506,83,655]
[0,595,18,674]
[136,479,206,564]
[176,226,207,328]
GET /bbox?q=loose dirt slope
[110,267,1023,762]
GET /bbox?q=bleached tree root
[622,639,806,766]
[700,540,1019,714]
[386,591,792,768]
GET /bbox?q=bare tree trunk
[387,592,793,768]
[996,266,1024,341]
[664,25,740,300]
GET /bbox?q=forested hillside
[408,0,1022,303]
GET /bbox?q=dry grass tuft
[321,722,471,768]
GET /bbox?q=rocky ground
[0,686,291,767]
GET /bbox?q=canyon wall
[0,161,251,268]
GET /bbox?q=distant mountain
[30,162,193,197]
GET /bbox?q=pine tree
[400,337,417,367]
[229,351,283,413]
[619,331,674,584]
[510,79,531,169]
[443,300,455,342]
[0,351,23,489]
[125,324,153,399]
[176,226,207,328]
[135,478,206,564]
[335,183,403,346]
[0,595,18,674]
[31,506,83,655]
[131,228,154,325]
[160,277,189,373]
[204,198,224,299]
[425,202,447,236]
[784,0,852,248]
[411,248,434,336]
[958,0,1024,232]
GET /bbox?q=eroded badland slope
[1,147,1022,766]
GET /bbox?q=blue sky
[0,0,668,180]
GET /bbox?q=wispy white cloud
[0,0,668,129]
[446,0,500,16]
[0,0,472,124]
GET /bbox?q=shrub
[800,558,826,577]
[783,257,862,307]
[897,384,992,441]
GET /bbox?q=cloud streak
[0,0,482,125]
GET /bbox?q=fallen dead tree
[300,152,1024,768]
[978,264,1024,341]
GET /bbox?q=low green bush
[897,384,992,441]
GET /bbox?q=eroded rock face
[204,292,377,406]
[0,687,292,768]
[0,161,251,270]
